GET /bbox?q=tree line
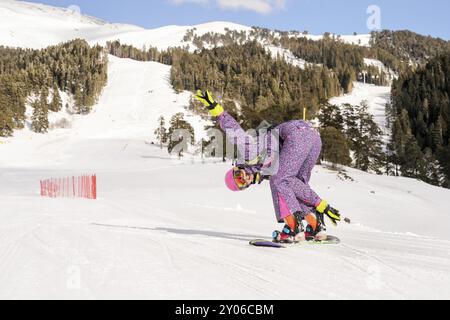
[109,32,450,188]
[184,27,392,89]
[170,41,343,129]
[0,39,108,136]
[318,102,385,173]
[106,40,175,65]
[370,30,450,73]
[389,52,450,187]
[106,39,344,129]
[154,114,195,157]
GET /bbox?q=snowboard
[250,235,341,248]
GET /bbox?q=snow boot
[272,224,306,243]
[305,212,327,241]
[273,213,306,243]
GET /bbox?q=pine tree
[167,113,195,157]
[401,135,427,180]
[318,103,344,131]
[50,84,63,112]
[154,116,168,149]
[0,102,15,137]
[341,103,359,150]
[74,87,85,114]
[356,102,384,173]
[31,93,49,134]
[424,148,445,186]
[386,136,400,176]
[437,146,450,188]
[341,102,385,173]
[320,127,352,168]
[431,115,444,151]
[0,78,16,136]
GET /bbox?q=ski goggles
[233,167,251,190]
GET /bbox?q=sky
[24,0,450,40]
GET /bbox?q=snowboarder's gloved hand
[316,200,341,226]
[194,90,224,117]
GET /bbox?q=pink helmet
[225,168,241,192]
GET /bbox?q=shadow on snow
[91,223,265,242]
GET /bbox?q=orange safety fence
[40,174,97,200]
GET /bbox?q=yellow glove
[194,90,224,117]
[316,200,341,226]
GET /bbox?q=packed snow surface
[1,56,450,299]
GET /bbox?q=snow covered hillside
[1,126,450,299]
[0,0,374,77]
[266,45,311,69]
[0,0,370,51]
[330,82,392,143]
[301,33,371,47]
[0,0,250,50]
[0,54,209,167]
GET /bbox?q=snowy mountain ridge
[0,0,249,49]
[0,1,381,78]
[0,0,109,26]
[0,0,370,50]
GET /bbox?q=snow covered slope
[73,55,208,140]
[1,55,450,299]
[329,82,392,143]
[0,55,209,167]
[266,45,311,69]
[0,0,369,51]
[0,0,138,49]
[0,0,251,50]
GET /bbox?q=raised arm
[194,90,259,164]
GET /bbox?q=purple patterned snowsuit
[218,112,323,222]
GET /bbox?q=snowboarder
[195,91,342,243]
